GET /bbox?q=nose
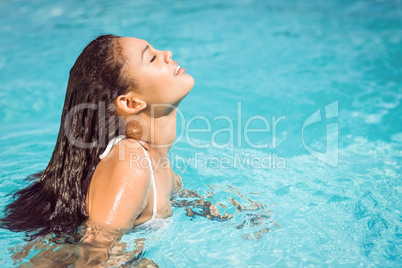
[163,50,172,63]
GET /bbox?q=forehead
[119,37,150,63]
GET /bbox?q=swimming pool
[0,0,401,266]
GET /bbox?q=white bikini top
[99,135,158,223]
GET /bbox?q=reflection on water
[9,223,153,267]
[172,184,281,242]
[9,184,279,266]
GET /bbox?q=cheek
[148,72,175,90]
[139,69,189,103]
[145,68,174,87]
[145,78,177,103]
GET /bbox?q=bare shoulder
[88,140,152,229]
[99,138,150,179]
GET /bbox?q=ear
[115,93,147,115]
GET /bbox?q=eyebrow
[142,44,150,61]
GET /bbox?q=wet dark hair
[0,34,133,239]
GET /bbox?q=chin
[178,83,194,103]
[185,74,195,90]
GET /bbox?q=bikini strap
[140,145,157,220]
[99,135,126,160]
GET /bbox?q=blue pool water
[1,0,401,266]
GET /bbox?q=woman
[1,34,193,248]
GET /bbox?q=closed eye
[150,55,156,63]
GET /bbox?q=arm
[87,158,150,230]
[75,169,149,265]
[75,154,151,266]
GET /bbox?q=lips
[173,62,186,77]
[174,65,180,76]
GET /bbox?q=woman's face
[119,37,194,106]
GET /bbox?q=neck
[147,109,177,155]
[126,108,177,157]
